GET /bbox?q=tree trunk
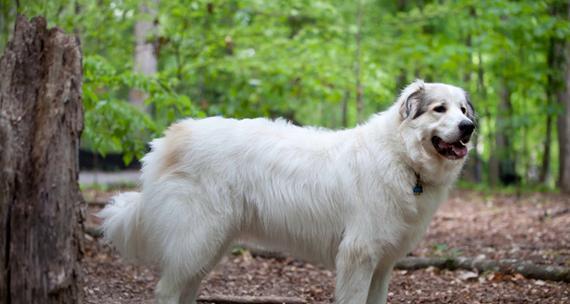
[0,15,84,303]
[475,50,493,184]
[354,0,364,122]
[394,1,407,94]
[540,36,558,184]
[129,1,159,109]
[461,12,482,183]
[539,109,553,184]
[557,1,570,193]
[341,90,350,127]
[492,79,517,185]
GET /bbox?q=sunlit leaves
[0,0,567,183]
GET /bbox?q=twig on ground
[396,256,570,282]
[539,207,570,221]
[197,294,306,304]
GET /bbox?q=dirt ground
[82,190,570,303]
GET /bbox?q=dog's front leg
[365,263,394,304]
[334,241,376,304]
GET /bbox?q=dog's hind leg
[150,192,236,304]
[365,263,394,304]
[156,265,210,304]
[155,226,232,304]
[155,274,185,304]
[177,244,231,304]
[156,267,217,304]
[178,276,202,304]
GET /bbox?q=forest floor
[82,189,570,304]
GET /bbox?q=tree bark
[0,15,84,303]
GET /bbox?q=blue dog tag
[413,172,423,195]
[413,184,423,195]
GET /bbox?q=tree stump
[0,15,84,303]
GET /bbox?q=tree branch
[395,256,570,283]
[197,294,306,304]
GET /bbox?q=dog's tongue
[452,143,468,157]
[437,140,452,150]
[438,139,468,158]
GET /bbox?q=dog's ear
[464,91,478,126]
[398,79,425,120]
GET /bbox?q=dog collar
[413,172,423,195]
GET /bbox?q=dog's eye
[461,106,466,114]
[433,105,446,113]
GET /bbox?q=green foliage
[457,180,559,195]
[1,0,569,186]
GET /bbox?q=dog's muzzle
[458,120,475,143]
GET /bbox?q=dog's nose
[458,120,475,137]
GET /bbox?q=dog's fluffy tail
[98,192,145,262]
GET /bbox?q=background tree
[129,0,159,110]
[556,0,570,193]
[1,0,569,190]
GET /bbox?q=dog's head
[397,80,476,162]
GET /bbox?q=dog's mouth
[431,136,468,160]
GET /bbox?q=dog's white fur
[100,80,474,304]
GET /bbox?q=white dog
[100,80,475,304]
